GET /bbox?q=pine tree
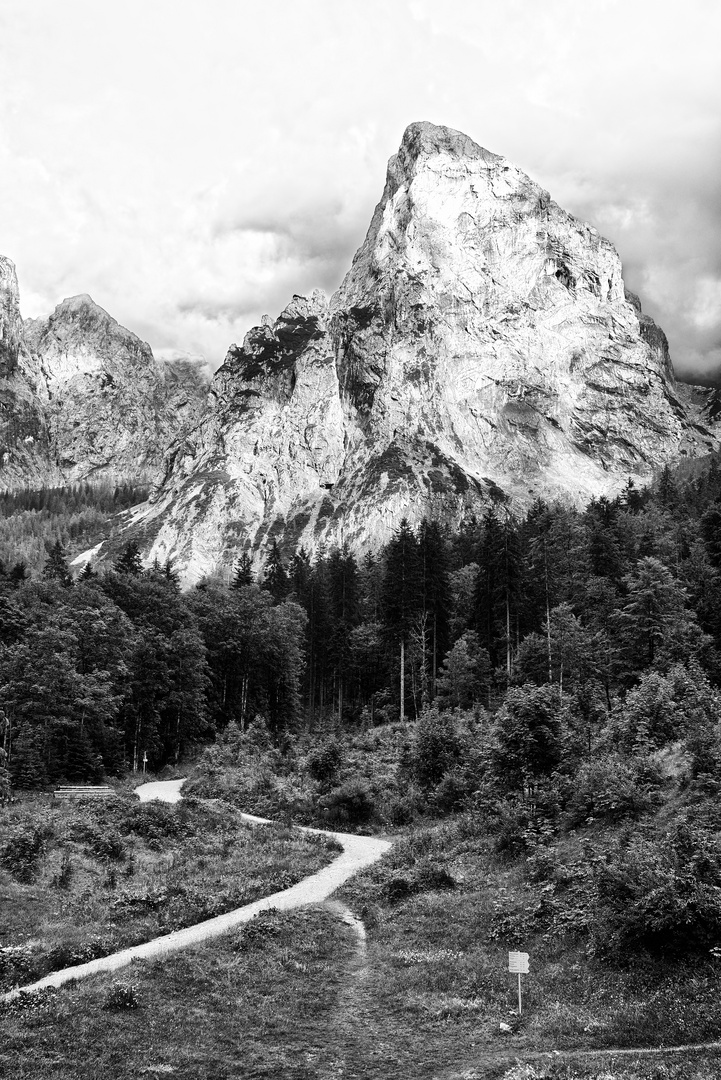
[418,519,451,697]
[43,540,72,586]
[232,553,254,588]
[79,560,95,581]
[382,519,422,718]
[114,540,144,576]
[261,540,289,602]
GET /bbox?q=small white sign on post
[508,951,529,1014]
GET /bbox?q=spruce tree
[43,540,72,586]
[382,519,422,718]
[261,540,289,602]
[232,553,254,588]
[114,540,144,576]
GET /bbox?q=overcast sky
[0,0,719,381]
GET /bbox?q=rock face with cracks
[0,271,208,491]
[24,294,207,486]
[0,255,61,489]
[135,122,720,584]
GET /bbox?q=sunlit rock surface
[136,121,719,583]
[24,295,208,485]
[0,255,61,488]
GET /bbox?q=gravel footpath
[3,779,391,1001]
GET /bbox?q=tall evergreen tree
[232,553,254,588]
[115,540,144,576]
[43,539,72,586]
[418,519,451,697]
[262,540,289,602]
[382,519,422,718]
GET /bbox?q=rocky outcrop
[131,122,719,584]
[24,295,207,485]
[0,256,61,488]
[0,267,208,491]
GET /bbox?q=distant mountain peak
[127,122,721,583]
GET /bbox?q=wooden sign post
[508,950,529,1014]
[142,751,148,775]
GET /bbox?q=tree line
[3,457,721,789]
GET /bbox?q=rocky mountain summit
[131,122,720,584]
[24,294,207,485]
[0,255,62,488]
[0,263,208,489]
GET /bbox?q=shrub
[122,802,184,840]
[0,987,57,1017]
[0,827,50,882]
[88,830,126,861]
[102,981,140,1010]
[52,849,74,890]
[565,753,657,825]
[407,706,462,791]
[232,911,282,951]
[305,738,344,788]
[322,779,374,826]
[590,821,721,958]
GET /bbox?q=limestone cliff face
[0,265,208,491]
[134,121,719,583]
[0,256,61,488]
[24,295,207,485]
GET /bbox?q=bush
[233,911,282,951]
[52,849,74,890]
[322,779,374,826]
[590,821,721,958]
[565,753,657,825]
[305,739,343,788]
[102,981,140,1010]
[122,802,185,840]
[407,707,462,791]
[0,827,50,882]
[88,830,126,861]
[0,987,58,1017]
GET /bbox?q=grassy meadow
[1,903,719,1080]
[0,787,339,995]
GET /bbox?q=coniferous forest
[2,459,721,800]
[5,458,721,1031]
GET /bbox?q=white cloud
[0,0,718,381]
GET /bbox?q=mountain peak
[131,123,720,583]
[398,121,503,168]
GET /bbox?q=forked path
[3,779,391,1001]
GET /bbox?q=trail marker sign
[508,951,529,974]
[508,951,529,1014]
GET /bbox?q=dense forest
[2,458,721,800]
[0,483,149,579]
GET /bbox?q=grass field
[1,905,719,1079]
[0,789,339,995]
[4,786,721,1077]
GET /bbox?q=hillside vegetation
[4,460,721,1074]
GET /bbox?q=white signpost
[508,950,529,1014]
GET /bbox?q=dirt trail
[2,779,391,1001]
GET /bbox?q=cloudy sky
[0,0,719,381]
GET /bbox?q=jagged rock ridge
[24,295,207,485]
[0,268,209,490]
[132,121,720,584]
[0,256,62,488]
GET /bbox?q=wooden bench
[52,786,116,800]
